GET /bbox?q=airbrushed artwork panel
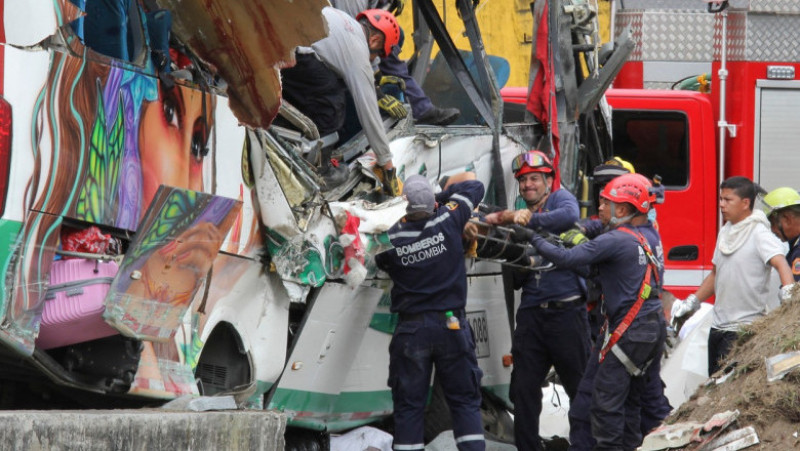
[103,186,240,342]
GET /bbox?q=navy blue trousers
[568,310,666,451]
[708,327,738,375]
[510,304,591,451]
[639,355,671,436]
[389,312,485,451]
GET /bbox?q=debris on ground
[640,410,740,451]
[765,350,800,382]
[658,290,800,449]
[161,395,238,411]
[330,427,518,451]
[330,426,393,451]
[424,430,516,451]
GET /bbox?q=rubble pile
[655,288,800,450]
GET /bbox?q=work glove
[560,228,589,247]
[379,75,406,92]
[670,294,700,329]
[372,166,402,197]
[780,283,797,303]
[377,93,408,120]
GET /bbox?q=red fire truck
[504,0,800,300]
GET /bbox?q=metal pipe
[610,0,616,49]
[717,8,735,229]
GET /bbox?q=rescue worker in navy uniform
[565,173,671,445]
[375,173,486,451]
[576,161,633,341]
[483,150,590,451]
[762,187,800,283]
[530,174,667,450]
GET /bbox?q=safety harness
[597,225,661,375]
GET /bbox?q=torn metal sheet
[701,410,740,433]
[266,231,328,289]
[329,198,407,236]
[640,410,741,451]
[699,426,759,451]
[3,0,67,46]
[154,0,329,129]
[162,394,238,411]
[766,350,800,382]
[640,422,704,451]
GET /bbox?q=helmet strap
[607,201,636,229]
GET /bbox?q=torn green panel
[368,292,396,334]
[368,313,398,335]
[270,387,393,422]
[264,228,327,287]
[0,220,23,316]
[323,235,345,277]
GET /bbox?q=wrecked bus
[0,0,628,446]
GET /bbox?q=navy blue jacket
[376,180,485,314]
[788,235,800,282]
[520,189,585,307]
[637,221,665,294]
[531,223,661,327]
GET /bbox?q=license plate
[466,310,490,358]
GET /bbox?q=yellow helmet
[605,156,635,174]
[762,187,800,217]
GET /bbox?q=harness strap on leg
[610,344,649,377]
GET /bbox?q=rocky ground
[666,287,800,449]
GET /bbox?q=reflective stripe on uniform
[450,193,475,210]
[424,212,451,229]
[388,213,453,240]
[393,443,425,450]
[389,231,422,240]
[455,433,485,444]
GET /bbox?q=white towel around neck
[718,209,769,255]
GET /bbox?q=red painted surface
[0,0,5,95]
[710,61,800,180]
[501,87,718,295]
[614,61,644,90]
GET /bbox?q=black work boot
[415,106,460,126]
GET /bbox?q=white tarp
[663,303,713,408]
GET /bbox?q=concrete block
[0,409,285,450]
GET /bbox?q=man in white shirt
[672,176,794,374]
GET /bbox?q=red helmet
[512,150,554,179]
[357,9,401,58]
[600,173,651,213]
[624,173,657,204]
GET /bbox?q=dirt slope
[669,287,800,449]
